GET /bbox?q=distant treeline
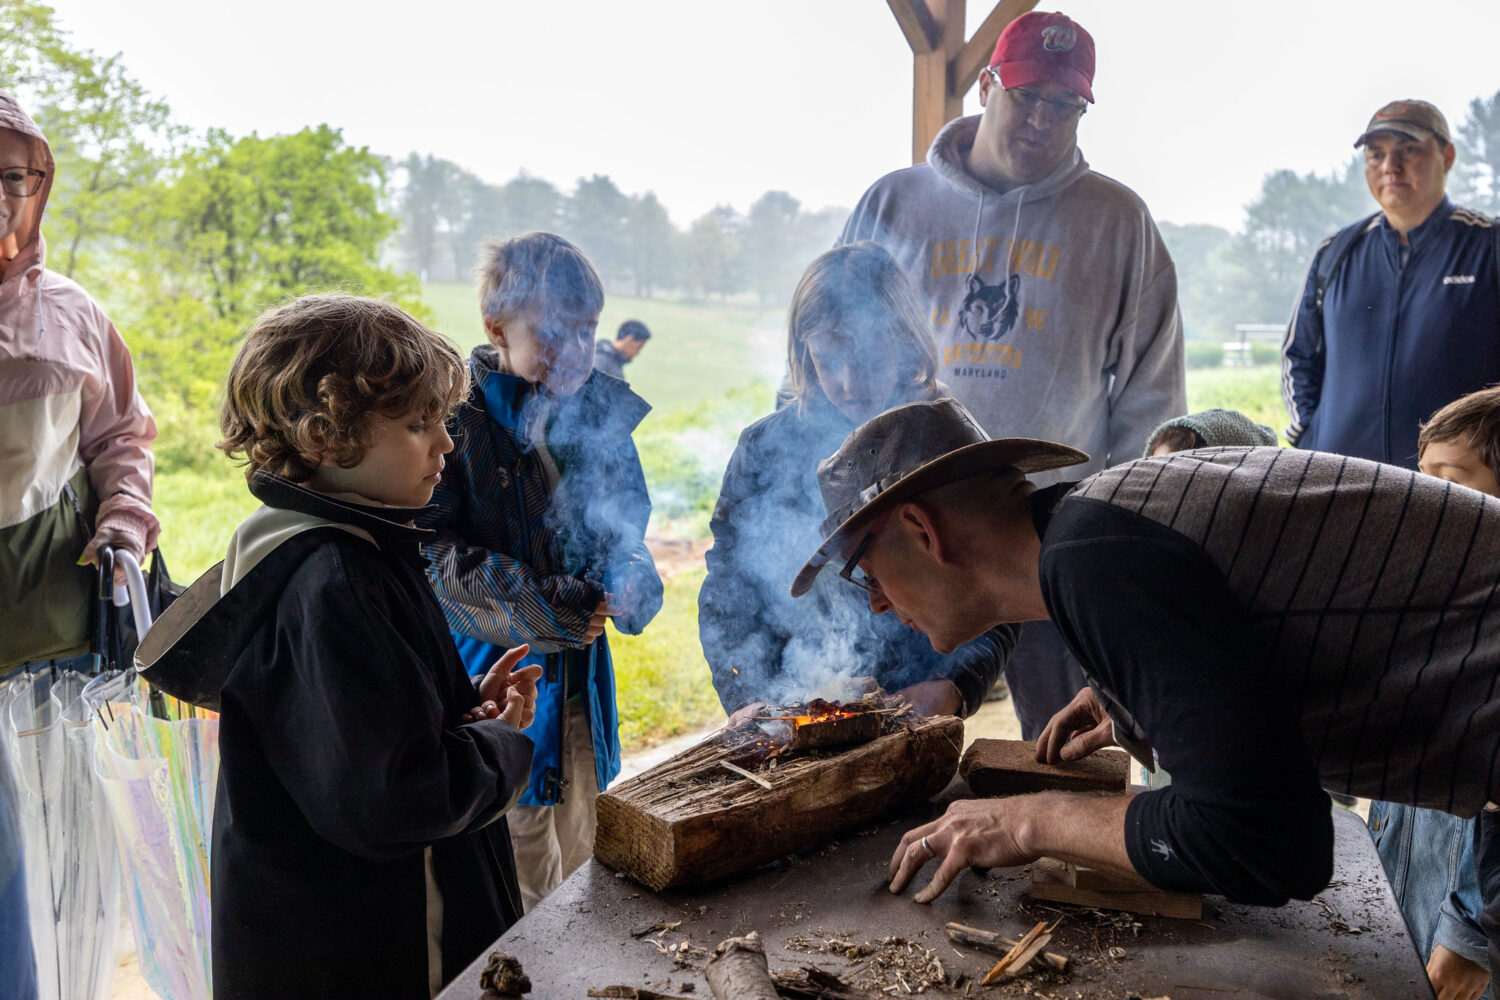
[391,156,847,304]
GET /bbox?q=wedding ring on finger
[921,835,935,859]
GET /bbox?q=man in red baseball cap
[838,11,1185,740]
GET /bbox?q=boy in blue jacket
[419,232,663,911]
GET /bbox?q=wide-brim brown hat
[790,398,1087,597]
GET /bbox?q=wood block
[594,715,964,892]
[959,739,1129,797]
[1029,858,1202,920]
[1062,862,1168,893]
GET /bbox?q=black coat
[143,475,533,999]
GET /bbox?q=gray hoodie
[840,114,1185,484]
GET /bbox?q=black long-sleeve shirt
[1038,447,1500,905]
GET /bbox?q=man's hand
[888,793,1135,905]
[1427,945,1490,1000]
[894,679,963,718]
[726,701,767,727]
[464,644,543,728]
[888,799,1037,903]
[1035,685,1115,764]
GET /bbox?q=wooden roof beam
[887,0,939,54]
[952,0,1038,96]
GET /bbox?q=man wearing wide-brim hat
[795,398,1500,945]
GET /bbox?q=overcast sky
[42,0,1500,231]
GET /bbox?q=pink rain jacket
[0,93,157,665]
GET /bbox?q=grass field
[153,289,1289,750]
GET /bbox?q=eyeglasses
[986,69,1088,123]
[0,166,46,198]
[837,521,885,596]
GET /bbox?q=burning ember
[727,693,909,763]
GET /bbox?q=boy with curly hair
[139,294,540,1000]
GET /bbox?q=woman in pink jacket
[0,93,158,675]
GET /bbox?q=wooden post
[888,0,1039,163]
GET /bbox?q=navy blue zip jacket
[1281,197,1500,467]
[419,346,662,807]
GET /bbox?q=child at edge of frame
[1369,385,1500,1000]
[138,294,542,1000]
[417,231,664,913]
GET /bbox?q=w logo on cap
[1376,101,1410,119]
[1041,25,1077,51]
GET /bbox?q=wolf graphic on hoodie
[0,93,158,670]
[840,114,1186,486]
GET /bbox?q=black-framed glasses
[1,166,46,198]
[837,528,882,595]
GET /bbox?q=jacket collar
[1380,194,1454,251]
[468,344,652,443]
[249,471,434,545]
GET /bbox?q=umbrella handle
[102,546,154,636]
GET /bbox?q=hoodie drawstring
[32,275,45,349]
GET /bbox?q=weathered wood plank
[594,715,964,891]
[1030,859,1203,919]
[959,738,1129,797]
[887,0,939,54]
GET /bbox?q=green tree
[684,205,742,300]
[0,0,178,281]
[627,191,676,297]
[739,190,805,305]
[566,173,631,288]
[1452,89,1500,215]
[496,171,561,236]
[128,126,419,468]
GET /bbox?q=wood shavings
[783,931,949,993]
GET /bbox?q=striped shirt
[1041,446,1500,903]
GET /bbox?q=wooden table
[439,805,1433,999]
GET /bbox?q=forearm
[1017,791,1135,878]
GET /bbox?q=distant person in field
[837,11,1185,740]
[592,319,651,382]
[0,93,159,679]
[699,243,1015,724]
[417,232,663,912]
[1282,99,1500,469]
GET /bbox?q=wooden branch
[951,0,1039,95]
[887,0,939,53]
[772,967,886,999]
[705,933,779,1000]
[944,923,1069,972]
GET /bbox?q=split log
[960,738,1129,797]
[595,715,963,890]
[944,922,1070,972]
[1030,858,1202,919]
[705,933,779,1000]
[786,711,883,752]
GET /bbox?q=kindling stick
[720,759,773,789]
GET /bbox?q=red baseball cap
[990,11,1095,104]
